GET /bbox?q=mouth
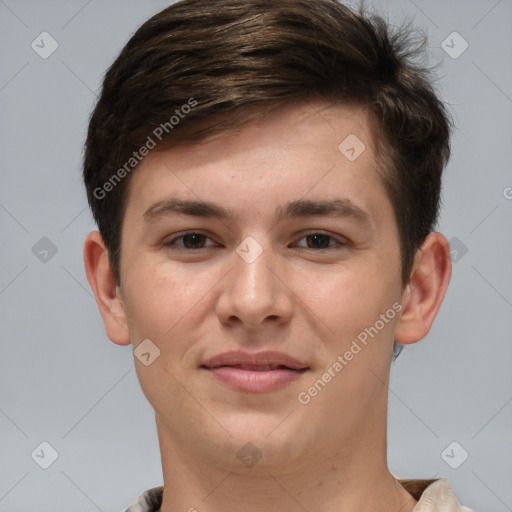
[200,351,309,393]
[204,364,307,371]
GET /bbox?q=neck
[155,404,417,512]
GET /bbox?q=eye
[163,231,348,252]
[293,232,348,250]
[164,232,215,250]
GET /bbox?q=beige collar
[399,478,473,511]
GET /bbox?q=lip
[201,350,309,393]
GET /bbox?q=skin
[84,101,451,512]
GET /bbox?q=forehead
[124,101,388,222]
[161,101,376,167]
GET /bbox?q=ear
[83,231,131,346]
[394,232,452,344]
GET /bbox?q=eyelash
[163,231,349,251]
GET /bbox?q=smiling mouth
[202,364,308,371]
[201,364,309,393]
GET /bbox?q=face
[117,102,405,471]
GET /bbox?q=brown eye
[181,233,207,249]
[305,234,332,249]
[294,232,347,250]
[164,232,214,249]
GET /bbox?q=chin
[211,413,311,462]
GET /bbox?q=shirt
[124,477,474,511]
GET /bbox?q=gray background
[0,0,511,511]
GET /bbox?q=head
[83,0,452,473]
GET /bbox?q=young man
[82,0,473,510]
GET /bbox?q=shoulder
[123,486,163,512]
[398,478,474,512]
[125,480,475,512]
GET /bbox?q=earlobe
[394,232,452,345]
[83,231,131,346]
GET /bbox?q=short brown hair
[83,0,451,297]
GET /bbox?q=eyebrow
[143,197,371,226]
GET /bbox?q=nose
[215,239,294,330]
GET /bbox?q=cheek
[300,271,399,417]
[296,309,395,446]
[121,258,217,346]
[298,262,400,351]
